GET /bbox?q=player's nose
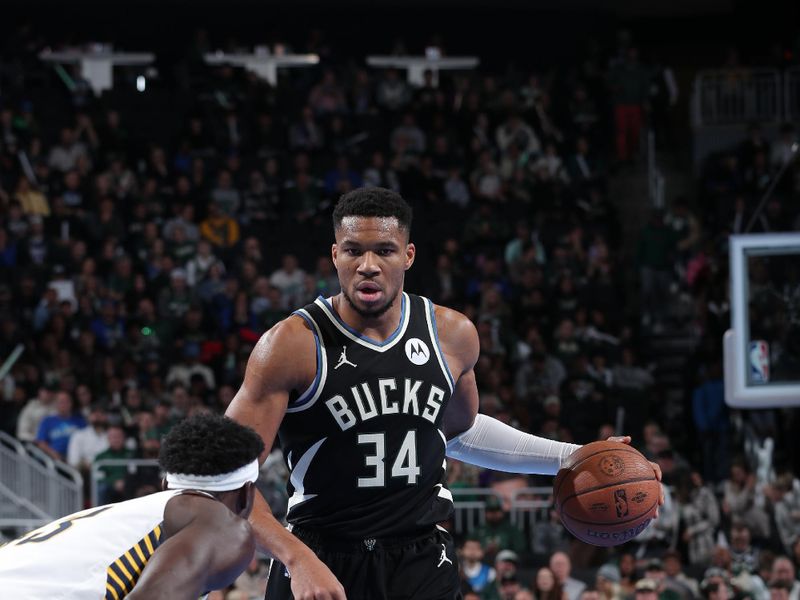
[357,251,380,275]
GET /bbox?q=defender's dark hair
[159,413,264,476]
[332,187,412,233]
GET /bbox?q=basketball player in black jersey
[226,188,662,600]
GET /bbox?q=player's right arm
[225,316,347,600]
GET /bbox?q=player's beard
[342,288,397,319]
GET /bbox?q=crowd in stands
[0,25,798,600]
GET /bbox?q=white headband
[166,459,260,492]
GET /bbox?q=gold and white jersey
[0,490,183,599]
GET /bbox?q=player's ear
[238,481,256,519]
[161,477,168,492]
[405,242,415,271]
[331,243,338,268]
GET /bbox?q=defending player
[0,413,263,599]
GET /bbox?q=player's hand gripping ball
[554,441,659,547]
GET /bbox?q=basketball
[553,441,659,547]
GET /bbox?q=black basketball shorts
[265,526,462,600]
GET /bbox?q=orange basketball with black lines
[553,441,659,547]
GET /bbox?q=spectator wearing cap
[643,558,682,600]
[460,537,496,593]
[35,391,86,461]
[483,569,524,600]
[166,342,215,391]
[636,579,661,600]
[550,551,586,600]
[495,549,520,579]
[474,497,526,562]
[700,569,731,600]
[596,564,623,600]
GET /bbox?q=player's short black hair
[332,187,412,234]
[159,413,264,476]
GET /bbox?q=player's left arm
[438,305,579,475]
[438,305,662,491]
[127,497,254,600]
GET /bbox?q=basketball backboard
[724,233,800,408]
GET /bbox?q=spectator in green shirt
[93,424,135,504]
[474,496,527,562]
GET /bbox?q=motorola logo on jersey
[405,338,430,365]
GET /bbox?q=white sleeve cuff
[445,414,581,476]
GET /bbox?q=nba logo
[749,340,770,384]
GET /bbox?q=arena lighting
[136,75,146,92]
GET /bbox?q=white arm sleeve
[445,414,582,476]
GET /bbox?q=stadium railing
[647,129,665,209]
[450,486,554,535]
[692,68,783,126]
[0,431,82,538]
[785,67,800,123]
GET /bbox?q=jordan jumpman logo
[437,544,453,568]
[334,346,357,369]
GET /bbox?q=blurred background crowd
[0,4,799,599]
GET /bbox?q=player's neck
[332,293,403,342]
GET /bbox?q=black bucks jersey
[279,292,456,539]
